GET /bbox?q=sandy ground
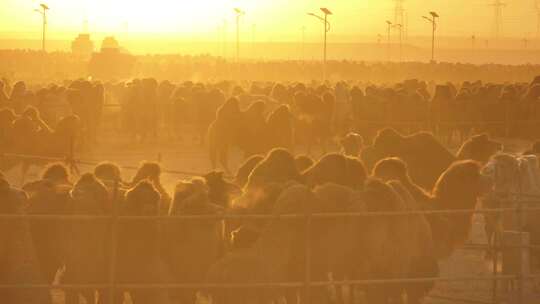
[4,135,540,304]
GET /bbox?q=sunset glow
[0,0,536,42]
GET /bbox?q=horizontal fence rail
[1,274,539,290]
[1,152,210,177]
[355,120,540,126]
[2,206,540,220]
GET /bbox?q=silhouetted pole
[35,3,49,52]
[386,20,392,61]
[393,24,403,62]
[308,8,332,81]
[536,1,540,39]
[251,24,256,56]
[234,8,245,62]
[222,19,227,58]
[472,35,476,49]
[324,13,328,74]
[431,22,435,61]
[301,26,306,61]
[423,11,439,63]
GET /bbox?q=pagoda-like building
[71,33,94,60]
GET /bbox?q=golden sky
[0,0,538,42]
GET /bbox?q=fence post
[492,229,499,304]
[304,202,312,303]
[516,196,524,304]
[108,179,119,304]
[67,136,80,176]
[504,103,510,138]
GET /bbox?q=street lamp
[386,20,392,61]
[308,7,332,81]
[234,8,245,62]
[423,11,439,63]
[34,3,49,52]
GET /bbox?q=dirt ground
[4,135,540,304]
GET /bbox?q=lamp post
[234,8,245,62]
[423,11,439,63]
[386,20,392,61]
[308,8,332,81]
[34,3,49,52]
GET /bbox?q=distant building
[101,36,120,52]
[71,33,94,60]
[90,36,135,80]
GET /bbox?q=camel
[63,173,110,304]
[0,175,50,304]
[362,128,501,190]
[164,178,224,303]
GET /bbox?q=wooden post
[492,230,499,303]
[108,180,119,304]
[67,136,80,176]
[501,231,530,302]
[516,194,526,304]
[504,102,510,138]
[304,203,312,302]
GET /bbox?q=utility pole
[535,1,540,39]
[404,11,409,41]
[423,12,439,63]
[386,20,392,61]
[472,34,476,49]
[234,8,245,62]
[324,12,328,76]
[222,19,227,58]
[251,24,256,57]
[393,24,403,62]
[35,3,49,52]
[301,26,306,61]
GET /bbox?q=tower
[490,0,506,40]
[393,0,406,39]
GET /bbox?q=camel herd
[3,76,540,304]
[3,125,540,304]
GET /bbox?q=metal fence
[1,151,540,304]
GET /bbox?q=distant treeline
[1,49,540,83]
